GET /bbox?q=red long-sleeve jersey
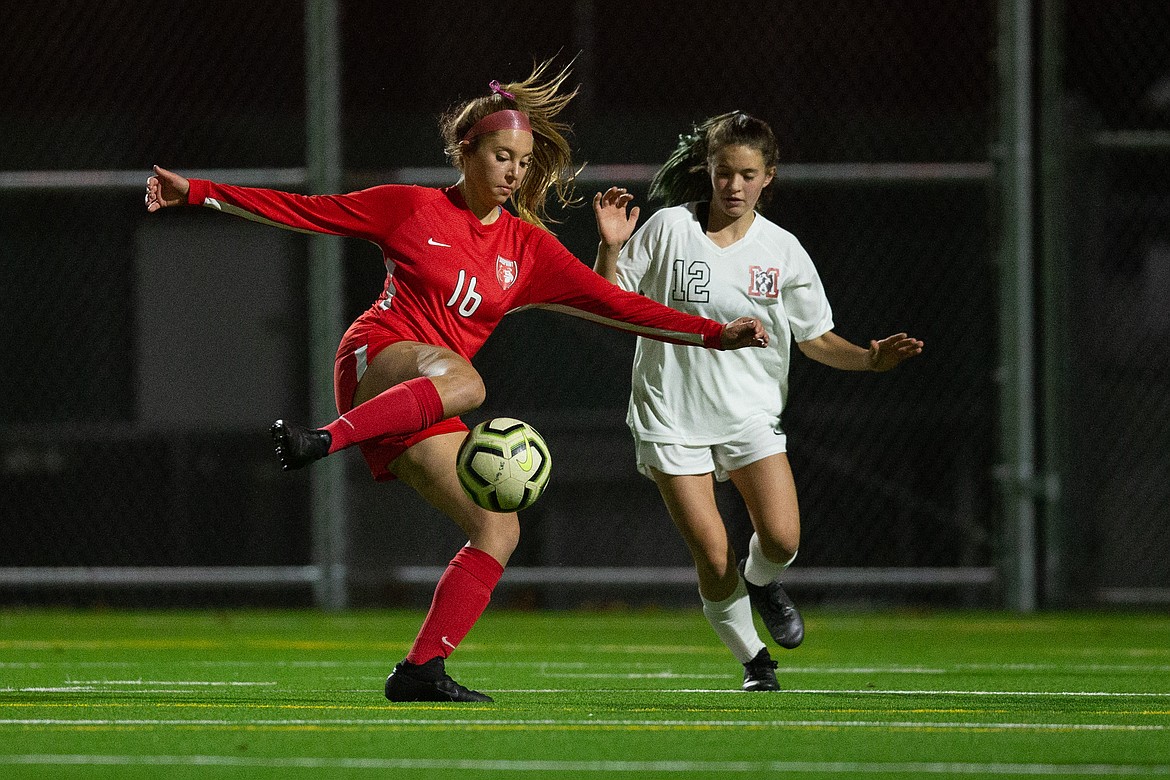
[186,180,725,360]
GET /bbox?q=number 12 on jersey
[672,259,710,303]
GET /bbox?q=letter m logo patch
[748,266,780,298]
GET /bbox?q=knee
[695,554,738,600]
[462,372,487,411]
[493,514,520,552]
[692,547,733,581]
[437,370,486,417]
[756,532,799,564]
[468,512,520,563]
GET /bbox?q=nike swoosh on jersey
[427,237,452,247]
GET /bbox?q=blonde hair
[440,58,581,230]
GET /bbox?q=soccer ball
[456,417,552,512]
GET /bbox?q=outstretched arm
[524,237,769,351]
[797,331,923,371]
[144,168,412,244]
[592,186,640,283]
[145,165,189,212]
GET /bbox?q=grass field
[1,608,1168,778]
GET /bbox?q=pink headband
[461,109,532,143]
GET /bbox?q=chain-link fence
[0,1,314,605]
[1,1,1165,608]
[1058,0,1170,605]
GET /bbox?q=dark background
[1,1,1167,608]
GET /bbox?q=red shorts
[334,315,468,482]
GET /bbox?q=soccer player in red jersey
[145,60,767,703]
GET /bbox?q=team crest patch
[748,265,780,298]
[496,255,518,291]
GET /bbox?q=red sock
[406,546,504,664]
[323,376,444,454]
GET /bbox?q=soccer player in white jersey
[594,112,923,691]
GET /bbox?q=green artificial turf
[1,608,1168,778]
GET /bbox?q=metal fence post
[305,0,347,610]
[1039,0,1074,606]
[995,0,1038,612]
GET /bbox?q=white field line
[488,688,1170,697]
[0,660,352,668]
[4,685,1169,697]
[0,754,1167,775]
[544,672,729,679]
[1,679,278,694]
[537,668,948,678]
[787,688,1170,697]
[955,663,1170,673]
[66,680,277,686]
[4,657,1170,673]
[6,659,1170,674]
[8,688,203,694]
[0,717,1165,732]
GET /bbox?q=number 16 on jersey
[446,269,482,317]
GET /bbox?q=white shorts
[633,420,788,483]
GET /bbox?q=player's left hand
[868,333,924,371]
[721,317,769,350]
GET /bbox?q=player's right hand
[145,165,190,212]
[720,317,769,350]
[592,186,640,249]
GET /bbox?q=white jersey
[615,203,834,445]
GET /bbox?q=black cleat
[270,419,331,471]
[385,657,493,703]
[739,559,804,649]
[742,647,780,691]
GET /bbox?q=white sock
[743,532,797,587]
[701,578,766,664]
